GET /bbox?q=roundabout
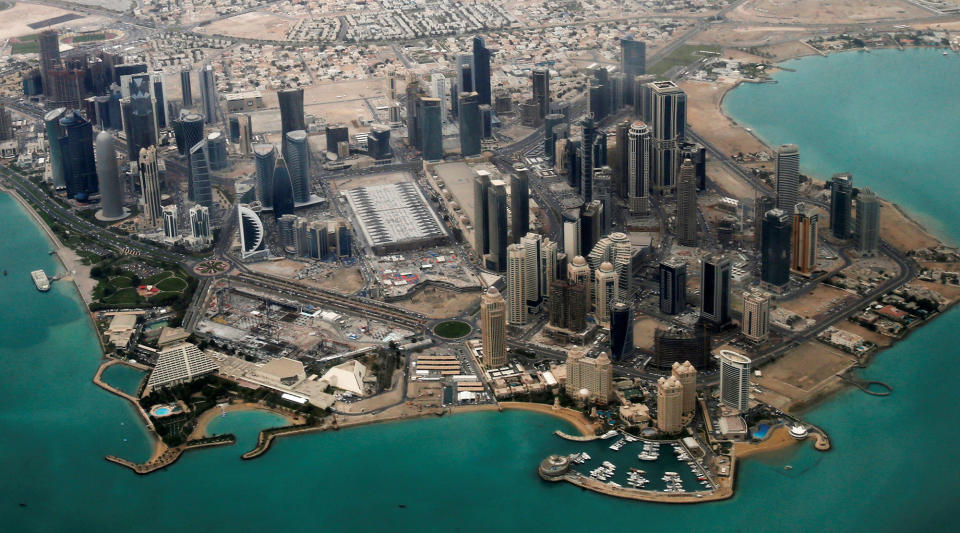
[193,259,230,277]
[432,320,472,339]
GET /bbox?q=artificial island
[0,0,959,504]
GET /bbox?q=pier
[242,424,326,460]
[837,373,893,396]
[553,430,601,442]
[105,435,236,474]
[92,359,154,431]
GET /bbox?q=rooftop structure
[343,181,448,254]
[146,343,219,389]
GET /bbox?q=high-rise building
[480,287,507,368]
[754,195,776,249]
[720,350,751,412]
[199,64,218,124]
[189,204,212,243]
[459,91,481,157]
[580,201,603,258]
[791,202,819,276]
[671,361,697,415]
[544,113,565,166]
[94,131,125,220]
[139,146,162,229]
[650,81,686,192]
[180,68,193,108]
[38,30,62,96]
[659,257,687,315]
[656,376,684,433]
[253,144,276,209]
[609,302,633,361]
[593,166,613,235]
[429,73,449,124]
[278,87,306,143]
[532,68,550,119]
[405,78,423,148]
[579,117,596,203]
[761,208,792,291]
[540,238,559,299]
[830,173,854,239]
[206,131,228,170]
[855,187,881,255]
[565,349,613,405]
[284,130,310,203]
[562,210,581,257]
[174,112,204,157]
[700,254,732,328]
[472,37,491,106]
[457,54,474,94]
[44,108,68,189]
[510,171,529,243]
[567,255,592,319]
[0,104,12,141]
[368,124,392,161]
[324,124,349,155]
[162,205,179,240]
[654,326,712,369]
[418,97,443,160]
[278,214,298,252]
[150,71,168,128]
[775,144,800,212]
[741,290,770,343]
[506,244,527,326]
[486,180,508,272]
[58,111,98,200]
[676,158,698,247]
[594,262,618,324]
[620,38,646,105]
[627,121,651,214]
[473,171,490,255]
[237,203,268,261]
[271,156,295,219]
[520,232,543,313]
[586,232,632,302]
[678,140,707,191]
[188,140,213,209]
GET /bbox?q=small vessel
[31,270,50,291]
[944,50,950,56]
[784,465,793,471]
[3,269,7,276]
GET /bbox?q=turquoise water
[724,48,960,244]
[100,364,146,397]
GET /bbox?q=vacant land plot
[759,342,853,393]
[393,285,479,319]
[728,0,927,24]
[779,284,854,320]
[195,12,295,40]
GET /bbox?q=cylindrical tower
[95,131,126,220]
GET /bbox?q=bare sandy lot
[195,12,295,40]
[632,316,661,350]
[693,25,812,47]
[392,285,479,319]
[780,284,854,319]
[302,267,364,294]
[0,3,100,41]
[758,342,853,393]
[878,200,942,252]
[680,80,768,158]
[728,0,927,24]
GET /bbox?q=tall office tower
[543,113,565,165]
[473,171,490,255]
[46,66,84,109]
[855,187,881,255]
[532,68,550,119]
[579,117,595,203]
[791,202,819,275]
[567,255,592,316]
[93,95,120,131]
[449,81,459,119]
[284,130,310,202]
[633,74,656,122]
[188,140,213,209]
[418,97,443,160]
[656,376,684,433]
[486,180,508,272]
[481,104,493,138]
[659,257,687,315]
[672,361,698,415]
[586,232,632,303]
[627,121,651,214]
[472,36,492,106]
[678,140,707,191]
[510,172,530,243]
[368,124,392,160]
[720,350,751,412]
[324,124,349,154]
[754,195,776,249]
[253,144,276,208]
[650,81,686,192]
[540,238,559,298]
[480,287,507,368]
[58,111,98,200]
[189,205,212,243]
[206,131,228,170]
[271,156,295,219]
[277,214,298,252]
[562,210,581,257]
[405,79,423,148]
[199,64,218,124]
[593,166,613,234]
[580,201,603,258]
[774,144,800,212]
[162,205,179,240]
[565,350,613,405]
[830,173,854,239]
[237,203,268,261]
[457,53,475,93]
[458,92,481,157]
[609,72,626,112]
[609,302,633,361]
[173,112,204,156]
[506,244,528,326]
[235,113,252,156]
[520,233,543,313]
[593,262,618,324]
[700,254,732,328]
[38,30,62,94]
[761,208,792,291]
[429,73,448,124]
[180,68,193,108]
[620,38,646,105]
[150,71,168,128]
[138,146,162,229]
[676,158,698,246]
[0,104,12,141]
[741,290,770,343]
[612,120,629,200]
[94,131,125,220]
[44,108,68,189]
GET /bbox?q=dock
[106,435,236,474]
[92,359,154,431]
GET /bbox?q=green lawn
[433,320,471,339]
[110,275,133,288]
[71,33,106,43]
[145,271,174,285]
[105,287,139,305]
[648,44,722,77]
[156,277,187,292]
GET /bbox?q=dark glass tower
[458,92,481,157]
[58,111,98,200]
[284,130,310,203]
[830,173,853,239]
[418,97,443,161]
[700,255,732,327]
[180,68,193,108]
[510,171,529,244]
[188,140,213,209]
[658,258,687,315]
[486,180,508,272]
[472,36,491,106]
[580,117,596,203]
[253,144,276,208]
[532,68,549,119]
[271,157,295,219]
[620,38,646,106]
[609,302,633,361]
[278,88,305,145]
[761,209,792,289]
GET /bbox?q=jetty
[92,359,154,431]
[553,430,601,442]
[106,435,236,474]
[837,372,893,396]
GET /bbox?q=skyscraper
[180,68,193,108]
[510,171,529,243]
[94,131,125,220]
[284,130,310,203]
[38,30,62,95]
[579,117,595,203]
[207,131,228,170]
[418,97,443,160]
[565,350,613,405]
[429,73,448,124]
[761,208,792,291]
[775,144,800,212]
[855,187,881,255]
[58,111,98,200]
[544,113,565,166]
[139,146,162,229]
[676,158,698,246]
[162,205,179,240]
[253,144,276,209]
[486,180,508,272]
[650,81,686,192]
[199,64,218,124]
[620,38,646,105]
[520,232,543,313]
[754,195,776,249]
[405,78,423,148]
[0,104,12,141]
[368,124,392,161]
[671,361,697,415]
[586,231,632,302]
[43,108,68,189]
[593,262,618,324]
[791,202,819,276]
[627,121,651,214]
[741,290,770,343]
[271,156,295,219]
[659,257,687,315]
[472,36,491,106]
[150,71,168,128]
[609,302,633,361]
[532,68,550,119]
[562,210,581,257]
[656,376,684,433]
[720,350,751,412]
[188,140,213,209]
[189,204,212,243]
[700,254,732,328]
[238,203,268,261]
[480,287,507,368]
[506,244,527,326]
[473,171,490,255]
[458,92,481,157]
[830,173,854,239]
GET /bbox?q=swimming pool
[154,407,171,416]
[753,424,771,440]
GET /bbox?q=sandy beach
[190,402,305,440]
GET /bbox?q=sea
[1,48,957,531]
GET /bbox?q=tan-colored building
[480,287,507,368]
[656,375,684,434]
[742,290,770,343]
[567,255,591,308]
[791,202,819,276]
[671,360,697,415]
[593,261,618,325]
[564,349,613,405]
[506,243,527,326]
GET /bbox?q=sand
[392,285,479,319]
[780,284,855,319]
[195,12,295,40]
[728,0,928,24]
[734,426,804,458]
[191,402,303,440]
[878,200,942,252]
[496,402,597,437]
[680,80,768,158]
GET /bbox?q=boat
[944,50,950,56]
[665,471,678,476]
[3,269,7,276]
[600,430,618,439]
[31,270,50,291]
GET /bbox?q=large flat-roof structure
[146,343,219,389]
[343,180,448,254]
